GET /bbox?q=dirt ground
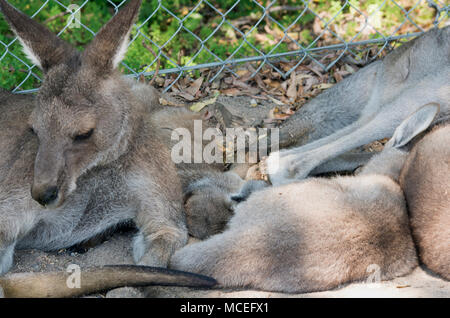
[10,230,450,298]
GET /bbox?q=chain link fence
[0,0,448,94]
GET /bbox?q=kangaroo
[261,26,449,186]
[0,0,189,275]
[182,171,244,239]
[0,265,215,298]
[182,170,268,239]
[170,104,439,294]
[399,122,450,280]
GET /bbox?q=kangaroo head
[0,0,142,207]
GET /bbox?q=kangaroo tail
[0,265,216,298]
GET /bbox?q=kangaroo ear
[0,0,77,71]
[82,0,142,73]
[386,103,440,149]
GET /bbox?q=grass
[0,0,442,91]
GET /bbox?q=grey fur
[170,105,439,293]
[399,122,450,280]
[181,172,270,239]
[230,180,270,203]
[0,0,187,276]
[183,171,245,239]
[264,26,449,185]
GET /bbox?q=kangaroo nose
[32,186,59,206]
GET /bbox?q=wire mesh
[0,0,448,93]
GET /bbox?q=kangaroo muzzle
[32,146,65,207]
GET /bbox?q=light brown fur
[0,265,215,298]
[170,105,439,293]
[400,123,450,280]
[0,0,187,275]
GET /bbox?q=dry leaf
[265,79,281,89]
[185,77,204,97]
[286,72,297,102]
[295,74,313,82]
[251,94,268,100]
[190,92,220,112]
[303,76,319,92]
[159,97,185,107]
[254,74,268,92]
[267,95,285,106]
[306,65,324,78]
[334,71,344,82]
[221,88,241,96]
[236,69,250,77]
[314,83,335,90]
[176,91,196,101]
[281,80,288,92]
[268,108,291,120]
[224,77,233,85]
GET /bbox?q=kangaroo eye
[28,127,37,135]
[74,129,94,142]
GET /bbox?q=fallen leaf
[265,79,281,89]
[267,95,285,106]
[224,76,233,85]
[221,88,241,96]
[251,94,268,100]
[236,69,251,77]
[268,107,292,120]
[334,71,344,82]
[190,92,220,112]
[314,83,335,90]
[306,65,324,78]
[286,72,297,102]
[281,80,288,92]
[254,74,268,92]
[303,76,319,92]
[159,97,185,107]
[295,73,313,82]
[185,77,204,97]
[176,91,196,101]
[280,95,291,104]
[254,33,277,45]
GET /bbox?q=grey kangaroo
[170,104,439,293]
[264,26,449,186]
[400,121,450,280]
[0,0,188,275]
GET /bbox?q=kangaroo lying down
[400,122,450,280]
[170,105,439,293]
[264,26,449,185]
[0,0,190,276]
